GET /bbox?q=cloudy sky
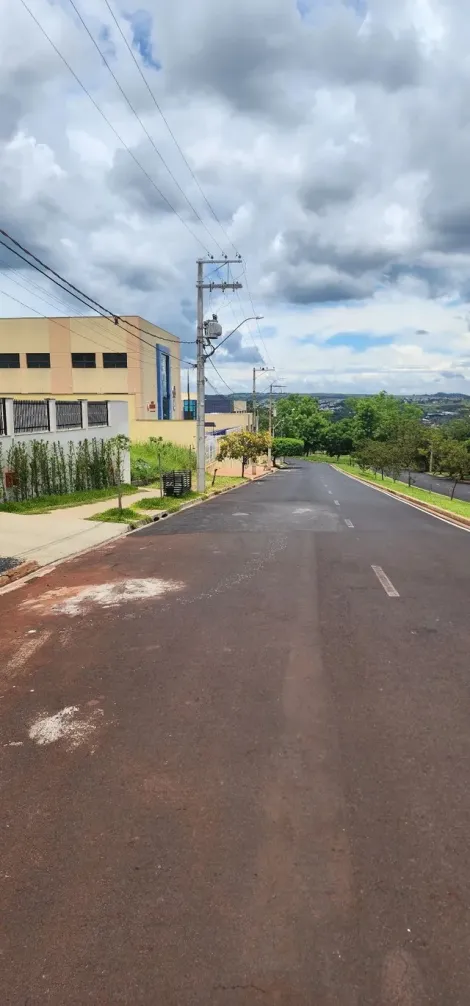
[1,0,470,394]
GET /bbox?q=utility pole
[196,258,242,493]
[252,365,274,432]
[267,382,285,469]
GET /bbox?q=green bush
[272,437,304,459]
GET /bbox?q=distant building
[183,394,247,418]
[0,315,181,439]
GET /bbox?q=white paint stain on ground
[29,704,104,749]
[5,632,52,676]
[293,507,313,515]
[22,578,183,617]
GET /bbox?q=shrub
[272,437,304,459]
[2,438,125,502]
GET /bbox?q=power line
[4,271,154,368]
[102,0,240,258]
[0,228,195,367]
[207,357,235,395]
[0,225,195,346]
[66,0,226,256]
[0,236,104,316]
[18,0,210,255]
[239,265,273,367]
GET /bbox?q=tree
[217,431,270,477]
[276,395,330,453]
[347,392,423,447]
[323,419,354,459]
[272,437,304,461]
[435,440,470,499]
[445,417,470,442]
[109,434,130,510]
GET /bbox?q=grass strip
[0,485,136,515]
[333,461,470,519]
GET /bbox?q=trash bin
[162,470,192,497]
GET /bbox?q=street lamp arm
[205,315,264,358]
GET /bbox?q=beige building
[0,315,182,440]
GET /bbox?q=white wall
[1,399,130,483]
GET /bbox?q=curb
[0,473,272,598]
[332,465,470,530]
[0,560,40,588]
[129,471,272,527]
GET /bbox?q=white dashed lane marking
[334,500,340,506]
[344,519,354,528]
[371,565,400,598]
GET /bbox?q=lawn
[0,485,136,515]
[332,460,470,520]
[135,492,200,513]
[304,453,352,465]
[131,439,196,482]
[90,507,153,527]
[93,475,248,525]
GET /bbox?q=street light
[268,382,285,469]
[205,315,264,358]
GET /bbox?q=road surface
[1,460,470,1004]
[399,469,470,501]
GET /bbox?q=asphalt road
[399,469,470,501]
[1,461,470,1004]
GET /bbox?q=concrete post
[48,399,57,433]
[81,400,89,430]
[4,398,14,436]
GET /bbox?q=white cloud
[1,0,470,393]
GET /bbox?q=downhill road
[1,460,470,1004]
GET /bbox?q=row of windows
[0,352,128,370]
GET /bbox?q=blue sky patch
[326,332,395,352]
[125,9,161,70]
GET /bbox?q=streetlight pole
[267,382,285,469]
[252,365,274,432]
[196,258,243,493]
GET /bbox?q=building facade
[0,315,181,439]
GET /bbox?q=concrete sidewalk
[48,489,156,520]
[0,511,125,568]
[0,491,155,569]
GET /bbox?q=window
[0,353,20,369]
[88,400,108,426]
[13,400,50,433]
[103,352,127,368]
[56,401,82,429]
[26,352,50,369]
[183,399,197,420]
[71,352,96,369]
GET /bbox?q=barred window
[88,401,108,426]
[13,400,50,433]
[56,400,82,429]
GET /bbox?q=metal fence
[88,401,109,427]
[0,399,6,436]
[205,434,220,465]
[13,399,50,434]
[56,400,83,429]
